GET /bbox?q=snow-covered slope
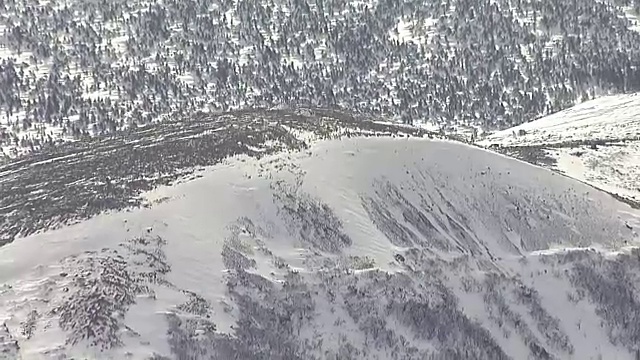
[1,110,640,359]
[479,93,640,203]
[3,0,640,158]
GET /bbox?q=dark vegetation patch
[608,192,640,210]
[0,108,436,247]
[53,235,171,350]
[362,179,485,255]
[0,323,19,358]
[482,274,555,360]
[361,194,419,248]
[163,259,512,360]
[273,182,353,252]
[222,244,257,271]
[166,269,315,360]
[512,284,574,355]
[489,141,640,209]
[340,271,510,360]
[567,250,640,354]
[491,145,558,167]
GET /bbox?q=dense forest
[0,0,640,156]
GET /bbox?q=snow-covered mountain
[1,109,639,359]
[479,93,640,204]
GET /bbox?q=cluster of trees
[1,0,640,155]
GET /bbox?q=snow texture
[1,110,640,359]
[479,93,640,203]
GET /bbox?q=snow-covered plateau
[1,109,640,359]
[479,93,640,205]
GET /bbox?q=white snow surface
[1,135,640,359]
[480,94,640,147]
[479,93,640,202]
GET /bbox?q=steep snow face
[478,93,640,203]
[1,112,640,359]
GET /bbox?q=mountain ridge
[1,109,640,359]
[479,93,640,205]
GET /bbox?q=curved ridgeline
[0,108,437,246]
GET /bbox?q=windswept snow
[479,93,640,202]
[481,94,640,147]
[1,110,640,359]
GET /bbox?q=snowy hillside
[2,0,640,157]
[1,109,640,359]
[479,93,640,204]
